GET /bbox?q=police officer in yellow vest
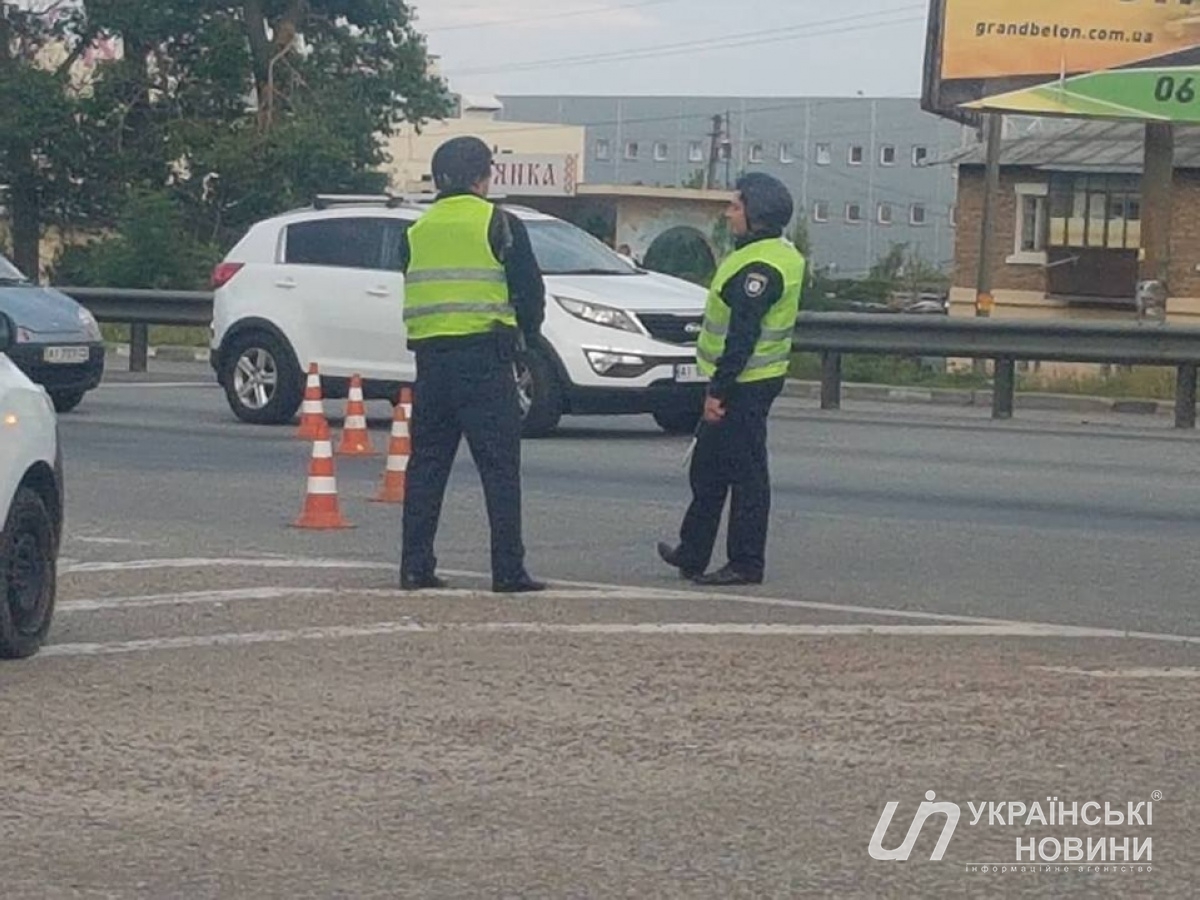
[399,136,547,593]
[658,173,804,586]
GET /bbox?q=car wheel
[50,391,85,413]
[514,348,562,438]
[653,405,702,435]
[0,487,57,660]
[220,330,303,425]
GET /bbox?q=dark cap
[735,172,794,232]
[431,136,494,191]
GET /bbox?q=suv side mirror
[0,313,12,354]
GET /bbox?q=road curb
[783,379,1171,417]
[107,343,209,363]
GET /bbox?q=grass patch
[790,353,1178,401]
[101,323,210,347]
[1017,366,1177,400]
[789,353,990,390]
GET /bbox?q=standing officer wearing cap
[657,173,805,586]
[398,136,547,594]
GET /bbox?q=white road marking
[55,555,1200,646]
[39,621,1195,659]
[1033,666,1200,679]
[61,557,393,575]
[96,382,215,389]
[60,587,335,613]
[59,586,649,613]
[73,537,155,546]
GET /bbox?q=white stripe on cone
[301,400,323,412]
[403,403,412,420]
[386,456,409,473]
[313,441,333,457]
[344,415,367,429]
[306,476,338,494]
[392,421,409,438]
[350,386,365,401]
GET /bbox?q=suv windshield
[0,254,29,284]
[523,219,640,276]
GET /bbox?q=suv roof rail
[311,192,435,210]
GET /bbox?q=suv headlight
[78,307,102,341]
[556,297,642,334]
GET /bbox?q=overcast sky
[411,0,930,98]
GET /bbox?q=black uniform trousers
[401,338,526,584]
[676,377,784,579]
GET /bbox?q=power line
[422,0,678,34]
[446,6,925,77]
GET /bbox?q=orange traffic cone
[400,385,413,424]
[293,420,353,530]
[297,363,327,440]
[371,402,410,504]
[336,374,377,457]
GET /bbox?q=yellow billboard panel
[942,0,1200,81]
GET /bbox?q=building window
[913,145,929,166]
[749,142,764,164]
[846,202,863,223]
[813,200,829,223]
[848,145,864,165]
[780,142,794,164]
[595,139,611,161]
[815,143,832,165]
[1047,173,1141,250]
[877,203,894,225]
[910,203,927,226]
[880,145,896,166]
[1008,183,1049,263]
[653,141,669,162]
[688,141,705,163]
[624,141,639,160]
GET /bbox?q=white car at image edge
[209,196,713,436]
[0,312,62,660]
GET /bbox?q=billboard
[923,0,1200,123]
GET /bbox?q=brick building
[947,121,1200,324]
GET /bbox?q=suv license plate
[674,363,707,384]
[43,346,90,364]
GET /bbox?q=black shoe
[657,541,703,579]
[691,565,763,587]
[493,575,547,594]
[400,573,449,591]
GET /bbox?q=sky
[410,0,932,98]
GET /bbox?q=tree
[0,2,91,277]
[31,0,453,282]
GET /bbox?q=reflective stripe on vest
[695,237,805,384]
[404,195,516,340]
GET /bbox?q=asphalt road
[0,362,1195,898]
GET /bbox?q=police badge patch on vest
[744,272,768,298]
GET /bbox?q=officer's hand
[703,396,726,423]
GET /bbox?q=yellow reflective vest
[404,195,517,341]
[696,237,805,383]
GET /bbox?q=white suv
[0,312,62,660]
[209,196,711,436]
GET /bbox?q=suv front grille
[637,313,703,346]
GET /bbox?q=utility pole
[705,114,722,190]
[723,110,733,189]
[974,112,1003,320]
[1140,122,1174,289]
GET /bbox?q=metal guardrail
[795,312,1200,428]
[56,287,1200,429]
[58,287,213,372]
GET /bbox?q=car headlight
[556,297,642,334]
[78,307,102,341]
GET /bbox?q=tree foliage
[1,0,453,284]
